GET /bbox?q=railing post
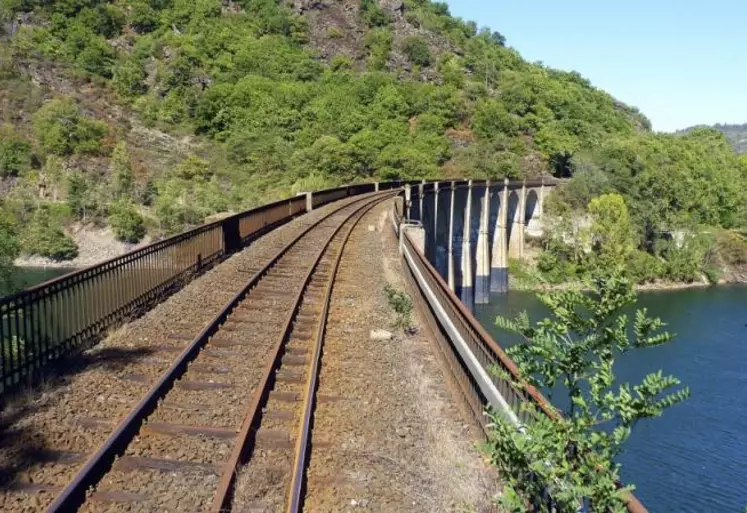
[221,216,242,255]
[404,184,412,220]
[375,182,379,192]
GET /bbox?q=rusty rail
[211,193,388,513]
[392,203,647,513]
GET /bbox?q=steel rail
[45,191,394,513]
[209,193,393,512]
[285,183,374,513]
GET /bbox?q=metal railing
[393,201,647,513]
[0,183,404,397]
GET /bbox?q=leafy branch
[488,272,690,512]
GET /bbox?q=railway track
[35,192,391,513]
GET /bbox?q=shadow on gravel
[0,346,155,490]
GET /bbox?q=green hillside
[677,123,747,153]
[0,0,746,277]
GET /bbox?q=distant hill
[677,124,747,153]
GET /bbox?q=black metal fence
[0,183,405,396]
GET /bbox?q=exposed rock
[370,328,393,341]
[15,223,154,269]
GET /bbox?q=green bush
[77,5,125,38]
[33,97,107,156]
[626,249,663,284]
[360,0,391,27]
[364,28,392,71]
[22,209,79,261]
[326,26,345,39]
[113,58,147,98]
[0,206,20,285]
[402,36,431,67]
[536,250,574,284]
[128,0,159,34]
[0,126,32,178]
[383,284,413,329]
[330,55,353,71]
[657,237,708,283]
[492,274,689,511]
[108,200,146,243]
[714,230,747,266]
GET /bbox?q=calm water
[474,285,747,512]
[1,267,74,297]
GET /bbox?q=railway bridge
[0,181,646,513]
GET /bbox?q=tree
[32,97,107,156]
[109,142,134,199]
[108,199,146,243]
[0,126,32,178]
[128,0,159,33]
[402,36,431,67]
[22,208,79,261]
[490,274,689,512]
[0,205,20,286]
[113,58,147,98]
[587,193,635,271]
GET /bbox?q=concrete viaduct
[405,178,558,306]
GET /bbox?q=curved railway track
[0,191,392,513]
[52,192,390,513]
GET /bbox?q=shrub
[128,0,159,34]
[364,28,392,71]
[77,5,125,38]
[0,126,32,178]
[326,26,345,39]
[402,36,431,67]
[113,58,147,98]
[71,32,116,77]
[383,284,413,329]
[627,249,663,284]
[33,97,107,156]
[492,274,689,512]
[0,206,20,285]
[360,0,391,27]
[330,55,353,72]
[714,230,747,266]
[22,209,79,261]
[109,200,146,243]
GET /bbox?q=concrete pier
[460,181,474,307]
[447,182,456,292]
[475,181,491,304]
[490,179,510,293]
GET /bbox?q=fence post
[221,216,242,255]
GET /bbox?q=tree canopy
[0,0,744,265]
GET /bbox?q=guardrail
[0,182,409,397]
[392,201,647,513]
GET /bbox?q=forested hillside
[0,0,745,283]
[677,123,747,153]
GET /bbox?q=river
[474,285,747,512]
[1,267,74,297]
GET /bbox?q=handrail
[0,182,405,397]
[394,202,646,513]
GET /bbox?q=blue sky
[445,1,747,132]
